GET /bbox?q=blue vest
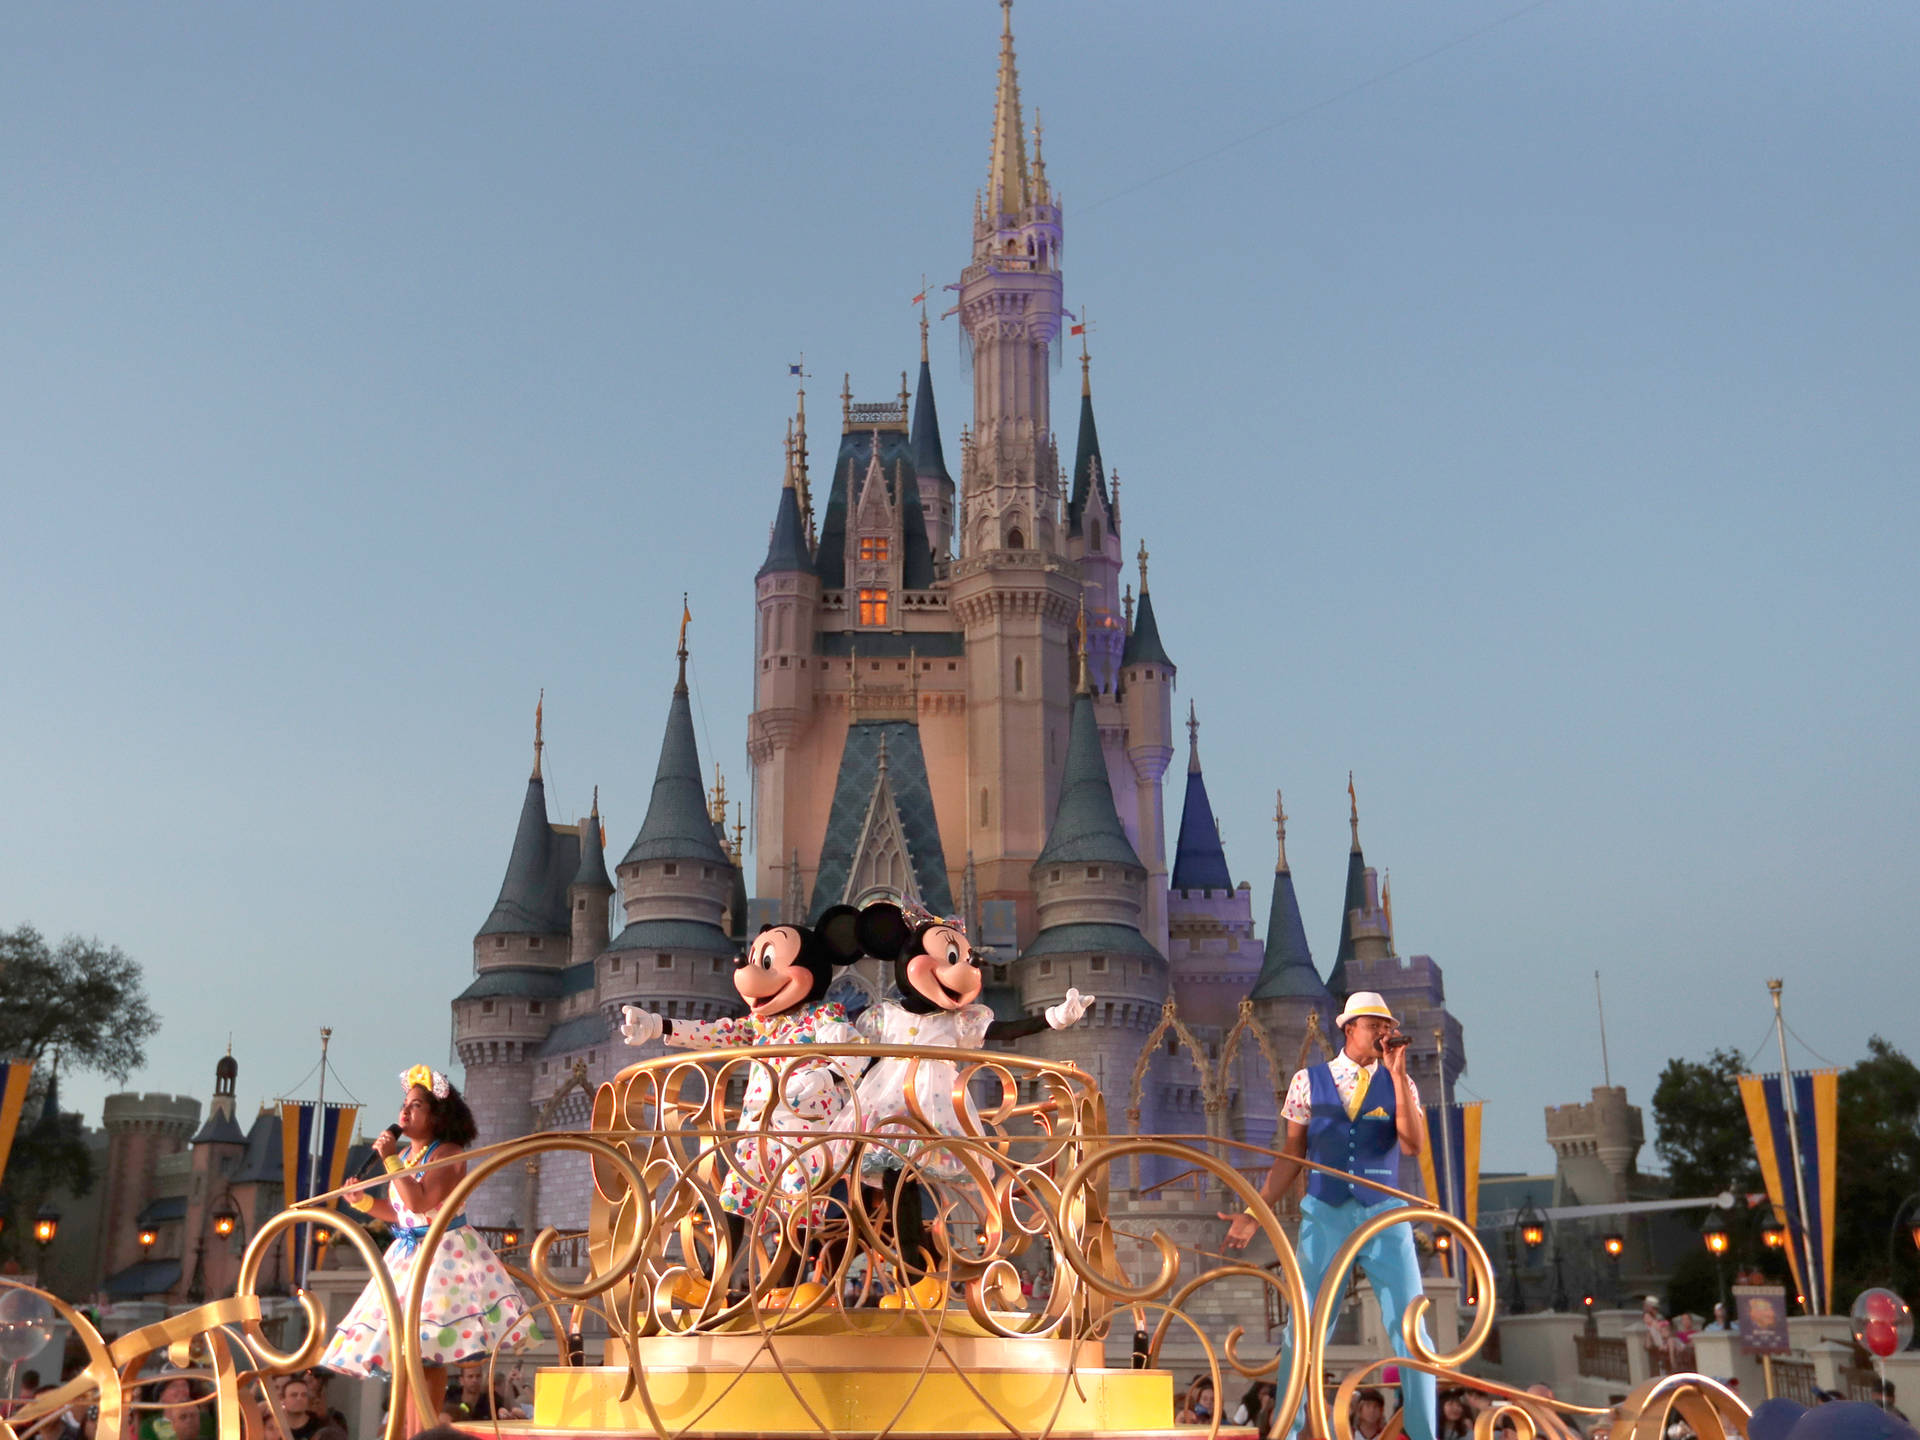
[1304,1062,1402,1207]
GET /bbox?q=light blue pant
[1283,1193,1437,1440]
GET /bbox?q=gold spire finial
[1074,592,1090,693]
[532,689,544,780]
[1031,108,1049,202]
[986,0,1030,218]
[899,369,910,417]
[1348,771,1361,851]
[676,594,691,690]
[591,784,600,818]
[731,802,744,864]
[841,372,852,425]
[1123,582,1135,631]
[1382,868,1395,953]
[710,762,727,824]
[919,279,931,362]
[1186,700,1200,771]
[1275,789,1289,871]
[1137,538,1150,593]
[1110,467,1121,523]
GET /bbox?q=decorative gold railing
[0,1046,1754,1440]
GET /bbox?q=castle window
[529,1001,543,1014]
[528,936,542,949]
[859,536,890,562]
[656,953,673,970]
[1014,655,1025,694]
[609,956,622,973]
[979,788,990,827]
[588,1051,596,1064]
[1086,866,1102,879]
[482,1001,495,1015]
[1090,519,1102,548]
[494,936,506,949]
[711,957,723,973]
[1145,668,1154,679]
[575,898,585,911]
[1089,955,1108,973]
[1007,528,1025,550]
[703,866,714,879]
[858,588,889,625]
[948,663,957,671]
[663,862,678,876]
[1038,960,1053,977]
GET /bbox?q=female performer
[323,1066,533,1429]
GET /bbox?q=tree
[0,925,159,1080]
[1651,1047,1760,1197]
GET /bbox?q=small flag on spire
[788,363,804,376]
[910,287,927,306]
[679,596,692,651]
[1069,321,1085,336]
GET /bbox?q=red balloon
[1863,1291,1902,1323]
[1863,1318,1898,1358]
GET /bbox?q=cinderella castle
[451,3,1467,1233]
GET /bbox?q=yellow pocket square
[1362,1106,1390,1119]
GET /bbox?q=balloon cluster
[0,1288,58,1365]
[1849,1287,1913,1359]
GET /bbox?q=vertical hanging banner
[279,1101,361,1285]
[1738,1071,1838,1314]
[1418,1104,1483,1217]
[0,1061,34,1191]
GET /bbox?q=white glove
[1046,988,1094,1029]
[620,1005,664,1047]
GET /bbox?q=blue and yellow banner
[1738,1071,1838,1314]
[279,1101,360,1283]
[1417,1100,1482,1225]
[0,1061,34,1192]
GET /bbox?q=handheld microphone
[353,1124,404,1181]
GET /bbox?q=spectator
[1642,1297,1691,1374]
[1354,1387,1389,1440]
[1438,1390,1473,1440]
[1871,1382,1907,1423]
[1703,1302,1732,1333]
[274,1378,339,1440]
[443,1362,527,1423]
[1177,1377,1215,1426]
[139,1378,212,1440]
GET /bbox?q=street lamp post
[1702,1210,1731,1309]
[33,1208,59,1247]
[1602,1232,1626,1307]
[1512,1202,1547,1315]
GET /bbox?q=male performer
[1222,992,1435,1440]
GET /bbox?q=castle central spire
[987,0,1030,219]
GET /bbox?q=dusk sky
[4,1,1914,1174]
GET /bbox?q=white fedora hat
[1335,991,1398,1029]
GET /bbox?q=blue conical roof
[1122,586,1173,668]
[573,801,612,891]
[1034,693,1142,869]
[1065,384,1108,537]
[1170,749,1231,893]
[1250,864,1330,1003]
[757,483,810,578]
[622,666,730,868]
[478,775,579,937]
[1325,842,1368,998]
[910,358,951,484]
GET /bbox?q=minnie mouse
[620,905,867,1304]
[835,901,1092,1307]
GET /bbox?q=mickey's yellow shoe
[668,1272,719,1307]
[761,1281,832,1310]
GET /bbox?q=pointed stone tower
[1018,664,1167,1111]
[569,788,614,967]
[1165,704,1259,1030]
[455,703,581,1223]
[1120,543,1175,955]
[1325,774,1371,1001]
[1250,789,1335,1072]
[951,0,1081,941]
[911,312,956,563]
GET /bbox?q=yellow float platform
[533,1313,1174,1436]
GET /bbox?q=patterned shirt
[1280,1052,1424,1125]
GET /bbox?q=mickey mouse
[833,901,1092,1307]
[620,905,867,1303]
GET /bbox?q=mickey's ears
[815,904,864,964]
[855,902,912,960]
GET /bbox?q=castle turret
[1325,774,1370,999]
[569,787,614,966]
[1164,704,1258,1031]
[186,1050,247,1303]
[1066,346,1125,693]
[1021,673,1167,1106]
[751,411,822,903]
[457,703,580,1225]
[910,312,956,563]
[1120,543,1175,954]
[951,1,1080,943]
[1251,791,1335,1059]
[603,629,741,1051]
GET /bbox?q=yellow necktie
[1345,1067,1369,1120]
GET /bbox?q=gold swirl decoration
[1,1046,1757,1440]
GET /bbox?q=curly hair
[425,1083,478,1146]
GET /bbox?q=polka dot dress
[321,1193,535,1378]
